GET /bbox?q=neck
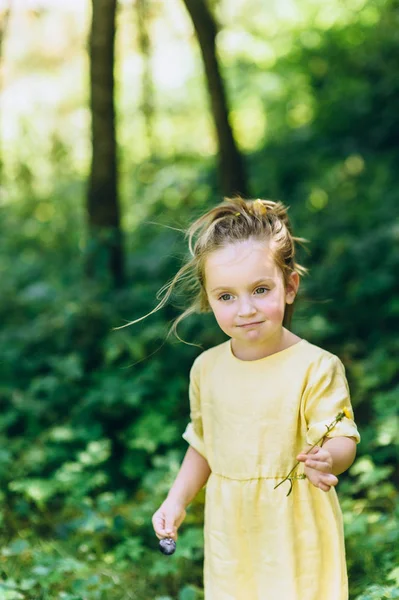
[231,328,301,361]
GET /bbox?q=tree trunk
[182,0,248,198]
[87,0,123,286]
[0,5,11,185]
[136,0,155,154]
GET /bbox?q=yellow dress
[182,339,360,600]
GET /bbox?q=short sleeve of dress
[182,355,207,459]
[304,354,360,446]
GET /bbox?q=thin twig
[274,410,347,496]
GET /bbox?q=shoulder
[300,340,338,363]
[190,340,230,377]
[300,340,347,382]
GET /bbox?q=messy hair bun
[120,197,307,340]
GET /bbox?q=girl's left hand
[296,446,339,492]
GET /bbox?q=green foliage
[354,586,399,600]
[1,0,398,597]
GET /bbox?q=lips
[238,321,264,328]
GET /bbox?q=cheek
[210,302,234,326]
[261,297,285,320]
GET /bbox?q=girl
[151,197,360,599]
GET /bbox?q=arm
[152,446,211,540]
[167,445,211,506]
[297,436,357,492]
[322,436,357,475]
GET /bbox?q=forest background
[0,0,398,598]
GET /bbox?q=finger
[305,459,331,472]
[296,446,321,460]
[313,451,332,464]
[315,473,338,489]
[307,445,321,455]
[164,517,177,540]
[318,481,331,492]
[152,512,168,538]
[321,473,339,487]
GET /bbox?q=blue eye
[219,293,232,301]
[255,287,269,294]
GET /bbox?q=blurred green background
[0,0,398,598]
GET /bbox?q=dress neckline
[228,338,307,364]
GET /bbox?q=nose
[237,296,256,318]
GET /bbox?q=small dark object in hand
[159,537,176,555]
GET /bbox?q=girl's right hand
[152,499,187,541]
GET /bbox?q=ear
[285,271,300,305]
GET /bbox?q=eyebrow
[210,278,276,294]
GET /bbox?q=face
[204,239,299,356]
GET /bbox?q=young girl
[151,197,360,600]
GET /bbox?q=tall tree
[0,4,11,185]
[87,0,123,286]
[182,0,248,197]
[136,0,155,154]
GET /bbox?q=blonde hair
[121,197,307,339]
